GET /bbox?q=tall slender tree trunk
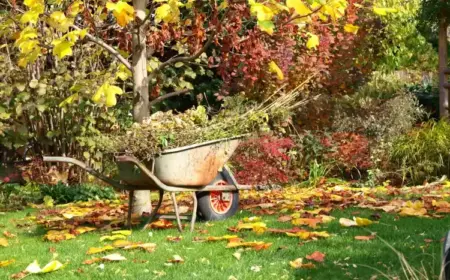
[131,0,151,215]
[438,13,448,118]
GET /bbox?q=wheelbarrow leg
[127,190,134,229]
[190,192,198,233]
[170,192,183,232]
[141,190,164,230]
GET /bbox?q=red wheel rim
[210,180,233,214]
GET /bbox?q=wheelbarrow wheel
[196,174,239,221]
[442,230,450,280]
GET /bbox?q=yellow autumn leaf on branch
[306,33,319,49]
[268,61,284,80]
[344,23,359,34]
[286,0,311,16]
[48,11,74,32]
[257,20,275,35]
[373,7,397,16]
[249,1,275,21]
[106,1,135,27]
[68,0,85,17]
[155,0,181,23]
[92,82,123,107]
[52,40,75,59]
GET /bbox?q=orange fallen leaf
[226,240,272,250]
[166,236,183,242]
[306,251,325,262]
[292,218,322,229]
[355,235,376,241]
[3,231,16,238]
[148,219,174,229]
[277,215,292,222]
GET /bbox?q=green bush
[0,182,117,209]
[39,183,117,204]
[390,120,450,184]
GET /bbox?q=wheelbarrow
[42,136,253,232]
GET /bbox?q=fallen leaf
[86,245,115,255]
[3,231,16,238]
[242,216,262,223]
[167,255,184,264]
[306,251,325,262]
[148,219,174,229]
[250,265,261,272]
[226,240,272,250]
[355,235,376,241]
[102,253,126,261]
[0,259,15,267]
[355,217,373,226]
[0,238,8,247]
[292,218,322,228]
[289,258,315,269]
[100,234,126,242]
[339,218,357,227]
[123,243,156,253]
[111,230,132,236]
[166,236,183,242]
[277,215,292,222]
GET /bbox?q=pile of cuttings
[101,95,291,161]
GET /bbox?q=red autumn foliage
[231,136,295,185]
[321,132,371,171]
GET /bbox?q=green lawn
[0,206,446,280]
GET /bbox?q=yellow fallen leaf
[0,259,14,267]
[100,234,126,242]
[0,238,8,247]
[355,217,373,227]
[41,260,64,273]
[242,217,261,223]
[112,240,133,248]
[123,243,157,253]
[112,230,132,236]
[86,245,115,255]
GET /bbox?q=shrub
[390,120,450,184]
[231,136,295,185]
[0,182,117,209]
[321,132,372,173]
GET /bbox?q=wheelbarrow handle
[42,156,132,191]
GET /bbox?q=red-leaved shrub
[321,132,371,171]
[231,136,295,185]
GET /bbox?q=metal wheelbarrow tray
[42,136,252,232]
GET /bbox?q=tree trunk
[131,0,151,215]
[438,14,448,118]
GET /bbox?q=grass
[0,206,447,280]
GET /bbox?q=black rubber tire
[443,231,450,280]
[196,173,239,221]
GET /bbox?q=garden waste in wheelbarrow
[43,136,253,232]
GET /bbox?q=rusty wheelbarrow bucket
[43,136,252,232]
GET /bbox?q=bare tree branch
[148,89,191,109]
[72,25,132,71]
